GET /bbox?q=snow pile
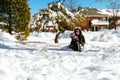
[91,31,118,42]
[28,32,56,43]
[116,27,120,32]
[1,29,120,80]
[0,31,48,52]
[0,32,18,48]
[59,30,72,39]
[0,54,28,80]
[0,32,17,41]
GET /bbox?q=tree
[108,0,120,29]
[30,2,86,43]
[64,0,79,12]
[53,2,86,43]
[0,0,30,40]
[15,0,31,40]
[0,0,13,34]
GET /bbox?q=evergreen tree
[15,0,31,40]
[0,0,30,40]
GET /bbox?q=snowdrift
[0,55,28,80]
[0,32,17,41]
[91,31,118,42]
[1,28,120,80]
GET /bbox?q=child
[69,28,85,51]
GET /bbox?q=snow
[0,22,7,25]
[65,8,74,18]
[91,19,109,26]
[91,31,118,42]
[50,11,57,18]
[57,2,61,8]
[1,28,120,80]
[98,9,120,16]
[0,32,17,41]
[46,21,54,26]
[0,55,28,80]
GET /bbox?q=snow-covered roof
[91,19,109,26]
[98,9,120,16]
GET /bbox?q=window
[99,17,107,21]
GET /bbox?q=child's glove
[81,43,84,47]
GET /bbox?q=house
[91,19,109,31]
[86,8,109,31]
[98,9,120,29]
[81,8,120,31]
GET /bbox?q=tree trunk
[113,17,116,30]
[54,31,62,43]
[8,14,12,35]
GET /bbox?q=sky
[28,0,109,16]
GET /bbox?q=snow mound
[0,32,18,48]
[19,42,48,52]
[28,32,56,43]
[1,28,120,80]
[0,32,48,52]
[91,31,118,42]
[0,32,17,41]
[59,31,72,39]
[0,55,28,80]
[116,27,120,32]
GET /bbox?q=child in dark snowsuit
[69,28,85,51]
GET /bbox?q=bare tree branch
[64,0,79,11]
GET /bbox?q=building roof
[82,8,108,17]
[81,8,120,17]
[87,8,102,15]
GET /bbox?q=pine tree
[0,0,13,34]
[15,0,30,40]
[0,0,30,40]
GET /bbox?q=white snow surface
[1,29,120,80]
[91,19,109,26]
[98,9,120,16]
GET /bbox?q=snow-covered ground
[0,28,120,80]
